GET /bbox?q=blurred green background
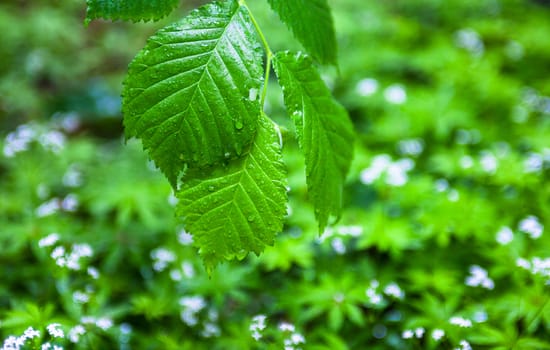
[1,0,549,349]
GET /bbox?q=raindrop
[248,88,259,101]
[247,215,255,222]
[234,120,244,130]
[208,185,215,192]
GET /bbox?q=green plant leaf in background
[123,0,264,187]
[273,51,354,232]
[176,114,288,272]
[266,0,337,65]
[85,0,180,24]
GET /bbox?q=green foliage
[85,0,180,24]
[123,0,263,188]
[120,0,352,267]
[273,51,354,231]
[176,114,288,272]
[266,0,337,65]
[1,0,550,349]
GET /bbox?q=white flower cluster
[170,261,196,281]
[355,78,407,104]
[360,154,415,187]
[275,321,305,350]
[35,194,79,218]
[455,339,473,350]
[49,243,93,270]
[1,327,41,350]
[495,226,514,245]
[517,257,550,283]
[250,314,267,341]
[397,138,424,157]
[3,124,66,158]
[180,296,206,326]
[402,327,445,341]
[455,28,484,57]
[518,215,544,239]
[177,229,194,246]
[365,280,405,306]
[150,247,176,272]
[318,225,363,255]
[465,265,495,290]
[449,316,473,328]
[81,316,113,331]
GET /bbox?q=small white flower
[68,325,86,343]
[414,327,425,338]
[432,329,445,341]
[87,266,100,279]
[402,330,414,339]
[180,296,206,313]
[201,322,220,338]
[383,282,405,299]
[73,291,90,304]
[524,153,543,173]
[151,247,176,271]
[496,226,514,245]
[39,130,65,153]
[384,84,407,104]
[480,152,498,174]
[356,78,379,96]
[434,179,449,192]
[41,343,52,350]
[51,246,65,259]
[62,167,83,187]
[331,237,346,255]
[516,257,531,270]
[47,323,64,338]
[23,326,40,339]
[398,139,424,156]
[518,215,543,239]
[290,333,305,345]
[178,230,194,245]
[465,265,494,290]
[449,316,472,328]
[39,233,60,248]
[61,194,79,212]
[251,315,267,331]
[456,339,472,350]
[279,322,295,332]
[96,317,113,330]
[36,198,60,217]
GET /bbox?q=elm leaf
[266,0,338,65]
[176,114,288,273]
[273,51,354,232]
[85,0,180,24]
[123,0,264,187]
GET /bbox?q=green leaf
[176,114,288,272]
[123,0,264,187]
[273,51,354,232]
[266,0,337,65]
[85,0,180,24]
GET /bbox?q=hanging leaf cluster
[85,0,354,272]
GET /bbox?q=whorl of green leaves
[91,0,354,270]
